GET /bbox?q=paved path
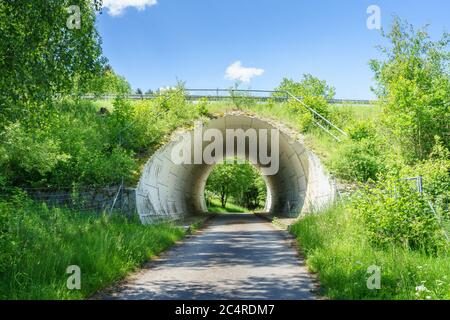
[102,213,316,300]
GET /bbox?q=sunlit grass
[291,206,450,300]
[207,198,248,213]
[0,197,186,300]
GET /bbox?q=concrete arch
[136,114,336,224]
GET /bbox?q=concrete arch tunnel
[136,113,337,224]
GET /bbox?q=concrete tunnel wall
[136,114,337,224]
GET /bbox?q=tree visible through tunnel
[205,160,267,212]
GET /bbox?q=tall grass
[0,195,185,300]
[291,206,450,300]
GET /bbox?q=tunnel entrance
[204,160,268,213]
[136,113,336,224]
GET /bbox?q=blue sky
[97,0,449,99]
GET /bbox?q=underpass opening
[136,114,336,224]
[204,159,269,213]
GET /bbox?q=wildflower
[415,284,428,292]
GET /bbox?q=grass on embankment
[207,100,381,163]
[0,195,186,300]
[207,198,248,213]
[290,206,450,300]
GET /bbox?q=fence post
[417,176,423,194]
[109,178,124,216]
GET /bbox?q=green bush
[330,121,385,182]
[370,18,450,162]
[0,123,69,186]
[400,137,450,216]
[351,180,448,254]
[331,140,383,182]
[291,205,450,300]
[0,87,205,188]
[276,74,334,132]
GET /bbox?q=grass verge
[290,206,450,300]
[0,195,186,300]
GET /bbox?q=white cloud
[225,61,264,82]
[103,0,158,16]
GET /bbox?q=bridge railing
[283,91,348,142]
[83,88,349,142]
[183,89,349,141]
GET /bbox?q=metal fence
[83,88,351,142]
[3,184,137,217]
[398,176,449,242]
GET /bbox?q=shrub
[277,74,334,132]
[351,179,448,254]
[291,205,450,300]
[330,122,384,182]
[400,137,450,218]
[370,18,450,162]
[331,140,383,182]
[0,123,69,186]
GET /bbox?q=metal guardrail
[109,178,124,216]
[82,90,375,105]
[83,88,349,142]
[284,91,348,142]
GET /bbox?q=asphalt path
[102,213,316,300]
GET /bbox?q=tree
[0,1,105,126]
[206,161,266,209]
[277,74,336,100]
[276,74,335,131]
[88,65,132,97]
[369,17,450,162]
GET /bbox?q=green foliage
[291,206,450,300]
[400,137,450,216]
[87,66,132,96]
[197,97,210,116]
[0,86,208,188]
[351,179,448,254]
[0,1,104,126]
[277,74,336,99]
[0,194,185,299]
[370,17,450,162]
[330,121,385,182]
[331,140,384,182]
[276,74,335,131]
[205,160,266,209]
[0,123,69,186]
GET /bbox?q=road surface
[101,213,317,300]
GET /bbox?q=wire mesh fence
[0,185,137,217]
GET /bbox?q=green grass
[207,100,381,165]
[89,99,382,170]
[207,198,248,213]
[290,206,450,300]
[0,196,186,300]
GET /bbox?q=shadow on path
[102,213,316,300]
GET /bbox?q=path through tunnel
[136,113,336,224]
